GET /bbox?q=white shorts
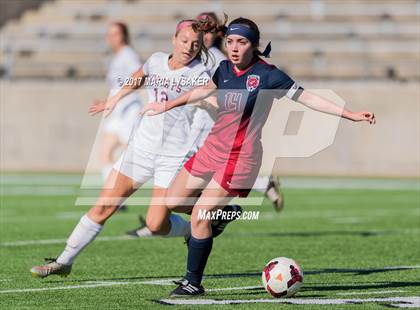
[113,144,192,188]
[103,100,142,144]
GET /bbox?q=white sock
[165,214,190,238]
[101,164,113,182]
[253,176,269,193]
[56,214,103,265]
[135,226,153,237]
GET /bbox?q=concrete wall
[0,80,419,177]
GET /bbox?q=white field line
[258,208,420,223]
[1,176,418,191]
[74,197,264,206]
[2,208,417,225]
[1,274,419,304]
[331,217,362,224]
[158,297,420,307]
[0,281,133,294]
[207,285,263,292]
[0,236,133,247]
[0,187,79,196]
[0,281,261,294]
[140,278,263,291]
[0,175,83,185]
[337,290,405,296]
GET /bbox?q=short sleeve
[142,56,151,76]
[125,51,142,74]
[268,68,304,101]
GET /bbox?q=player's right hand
[88,97,118,117]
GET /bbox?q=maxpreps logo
[246,74,260,92]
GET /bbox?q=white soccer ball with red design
[262,257,303,298]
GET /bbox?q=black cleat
[170,279,204,297]
[118,204,128,212]
[125,215,150,237]
[211,204,242,238]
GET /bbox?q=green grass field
[0,174,419,309]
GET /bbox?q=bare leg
[144,168,209,236]
[57,170,139,264]
[166,167,209,213]
[190,179,234,239]
[88,169,139,224]
[145,186,170,235]
[30,170,142,275]
[100,132,121,181]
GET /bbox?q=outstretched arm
[141,80,217,116]
[89,67,146,117]
[297,90,376,124]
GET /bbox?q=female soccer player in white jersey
[140,16,376,296]
[126,12,231,237]
[99,22,142,182]
[30,18,219,278]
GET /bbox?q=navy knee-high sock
[184,236,213,286]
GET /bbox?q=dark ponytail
[113,22,130,45]
[196,12,228,50]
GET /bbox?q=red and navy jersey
[203,58,304,161]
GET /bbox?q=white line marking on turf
[337,290,405,296]
[331,217,362,224]
[0,236,133,247]
[207,285,262,292]
[74,197,264,206]
[136,280,264,291]
[382,265,420,270]
[0,187,79,196]
[159,297,420,307]
[1,277,418,308]
[2,175,418,190]
[0,282,133,293]
[140,279,180,286]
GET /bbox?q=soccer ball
[262,257,303,298]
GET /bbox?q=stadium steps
[0,0,419,80]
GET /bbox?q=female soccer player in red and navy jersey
[142,17,375,297]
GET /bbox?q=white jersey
[190,46,227,151]
[204,46,227,77]
[107,46,142,106]
[132,52,210,156]
[104,46,142,143]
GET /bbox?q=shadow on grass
[302,281,420,292]
[45,266,419,286]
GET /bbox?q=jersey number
[224,92,243,111]
[154,88,169,102]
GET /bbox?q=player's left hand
[352,111,376,124]
[140,102,166,116]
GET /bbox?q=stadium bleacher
[0,0,419,80]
